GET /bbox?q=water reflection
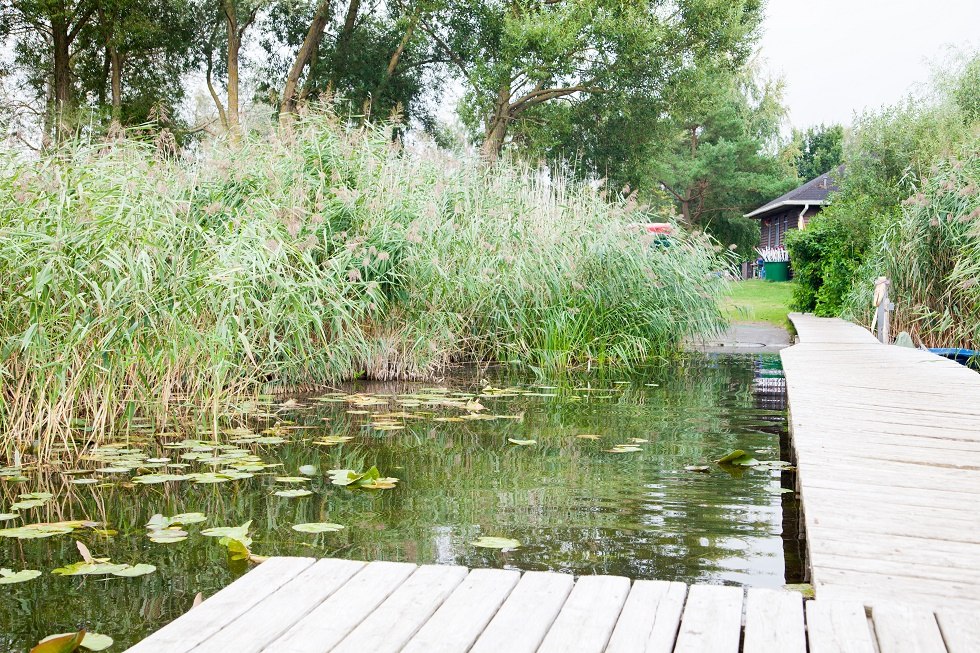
[0,353,799,650]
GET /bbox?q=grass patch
[0,110,729,454]
[722,279,794,327]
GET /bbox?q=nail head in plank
[402,568,520,653]
[872,603,948,653]
[192,558,364,653]
[124,556,315,653]
[537,575,631,653]
[605,580,687,653]
[936,608,980,653]
[742,588,806,653]
[264,560,417,653]
[469,570,575,653]
[805,600,876,653]
[673,584,743,653]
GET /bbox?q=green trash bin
[763,261,790,281]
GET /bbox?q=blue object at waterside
[928,348,980,368]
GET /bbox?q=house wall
[759,206,821,248]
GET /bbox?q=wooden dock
[126,313,980,652]
[783,314,980,615]
[123,556,975,652]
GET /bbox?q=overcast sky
[759,0,980,130]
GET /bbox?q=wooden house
[745,167,842,248]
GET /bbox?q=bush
[0,110,729,452]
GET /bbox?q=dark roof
[745,166,843,219]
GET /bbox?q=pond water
[0,353,803,651]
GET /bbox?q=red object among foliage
[641,223,673,235]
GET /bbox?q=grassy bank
[0,112,729,455]
[722,280,794,327]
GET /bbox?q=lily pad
[0,568,42,584]
[274,489,313,498]
[605,445,642,453]
[576,434,602,440]
[471,536,521,550]
[112,563,156,577]
[0,513,17,521]
[39,632,113,651]
[298,465,318,475]
[765,486,795,494]
[507,439,536,446]
[684,465,711,473]
[201,522,252,547]
[10,499,47,510]
[0,523,76,539]
[292,522,345,533]
[132,473,190,484]
[275,476,310,483]
[716,450,759,466]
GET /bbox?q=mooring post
[873,277,893,344]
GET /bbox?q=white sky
[759,0,980,129]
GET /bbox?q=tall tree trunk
[109,47,123,128]
[480,80,512,162]
[223,0,242,134]
[331,0,361,83]
[51,18,72,141]
[280,0,332,122]
[205,45,229,130]
[373,10,418,102]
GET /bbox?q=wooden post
[872,277,893,344]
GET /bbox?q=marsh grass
[0,110,728,455]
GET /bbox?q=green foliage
[787,54,980,320]
[791,123,844,181]
[0,108,728,452]
[879,136,980,348]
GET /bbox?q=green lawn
[723,279,795,327]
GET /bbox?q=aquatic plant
[0,109,728,455]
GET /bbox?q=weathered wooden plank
[193,558,364,653]
[672,584,743,653]
[401,568,520,653]
[805,600,876,653]
[872,603,948,653]
[605,580,687,653]
[742,588,805,653]
[265,560,417,653]
[935,608,980,653]
[331,564,468,653]
[469,570,574,653]
[124,557,315,653]
[537,575,631,653]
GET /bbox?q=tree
[647,66,797,253]
[1,0,98,139]
[791,123,843,181]
[423,0,763,162]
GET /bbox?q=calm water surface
[0,353,801,650]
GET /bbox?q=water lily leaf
[327,469,363,486]
[358,477,398,490]
[201,522,252,547]
[112,563,156,577]
[314,436,354,446]
[148,529,188,544]
[507,439,536,446]
[275,476,310,483]
[765,487,794,494]
[32,630,85,653]
[254,436,286,445]
[292,522,344,533]
[298,465,317,475]
[576,434,602,440]
[0,568,42,584]
[70,479,99,485]
[186,471,253,484]
[51,561,129,576]
[629,438,649,444]
[132,473,189,484]
[171,512,206,525]
[274,489,313,498]
[716,450,759,466]
[684,465,711,473]
[10,499,46,510]
[0,513,17,521]
[605,445,641,453]
[223,537,251,561]
[471,536,521,550]
[19,492,53,501]
[0,523,75,539]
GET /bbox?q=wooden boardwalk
[124,556,976,652]
[783,313,980,615]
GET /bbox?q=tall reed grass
[0,110,728,456]
[878,136,980,348]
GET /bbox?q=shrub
[0,110,729,453]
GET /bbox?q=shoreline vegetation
[0,110,729,458]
